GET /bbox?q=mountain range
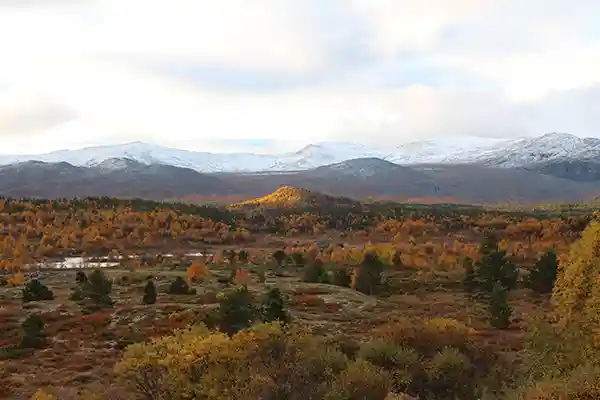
[1,132,600,204]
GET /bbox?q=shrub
[358,340,420,392]
[324,359,391,400]
[289,252,305,266]
[426,347,473,398]
[22,279,54,302]
[75,269,114,312]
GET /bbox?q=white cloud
[0,0,599,154]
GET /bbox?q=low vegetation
[0,190,599,398]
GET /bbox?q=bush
[324,359,391,400]
[22,279,54,302]
[426,347,473,398]
[358,340,420,392]
[75,269,114,312]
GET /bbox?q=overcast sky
[0,0,599,154]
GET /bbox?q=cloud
[0,0,599,154]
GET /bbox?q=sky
[0,0,599,154]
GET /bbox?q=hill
[230,186,363,211]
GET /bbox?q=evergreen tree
[217,285,257,336]
[353,252,384,295]
[79,269,114,312]
[489,282,512,329]
[272,250,287,268]
[462,257,477,293]
[475,233,518,292]
[75,270,88,285]
[142,280,157,304]
[303,259,329,283]
[22,279,54,302]
[527,249,558,294]
[261,287,290,324]
[168,276,195,295]
[19,314,47,349]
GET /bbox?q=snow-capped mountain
[0,133,597,172]
[475,133,600,167]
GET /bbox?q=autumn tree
[142,280,157,305]
[527,249,558,294]
[186,262,207,284]
[22,279,54,303]
[260,287,290,324]
[553,219,600,330]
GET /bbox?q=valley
[0,191,598,399]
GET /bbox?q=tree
[19,314,47,349]
[238,250,249,264]
[217,285,257,335]
[489,282,512,329]
[75,270,88,284]
[168,276,196,295]
[303,259,329,283]
[272,250,286,268]
[78,269,114,311]
[186,262,207,284]
[527,249,558,294]
[22,279,54,302]
[352,252,384,295]
[462,257,477,293]
[474,233,518,292]
[391,249,403,268]
[553,219,600,329]
[261,287,290,324]
[142,280,157,305]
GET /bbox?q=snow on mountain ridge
[0,133,596,172]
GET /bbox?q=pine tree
[22,279,54,302]
[168,276,195,295]
[303,259,329,283]
[261,287,290,324]
[353,252,384,295]
[78,269,114,312]
[462,256,477,293]
[489,282,512,329]
[475,233,518,292]
[19,314,47,349]
[527,249,558,294]
[142,280,157,304]
[75,270,88,285]
[217,285,257,336]
[272,250,287,268]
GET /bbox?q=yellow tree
[552,219,600,331]
[187,262,207,283]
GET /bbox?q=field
[0,191,597,399]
